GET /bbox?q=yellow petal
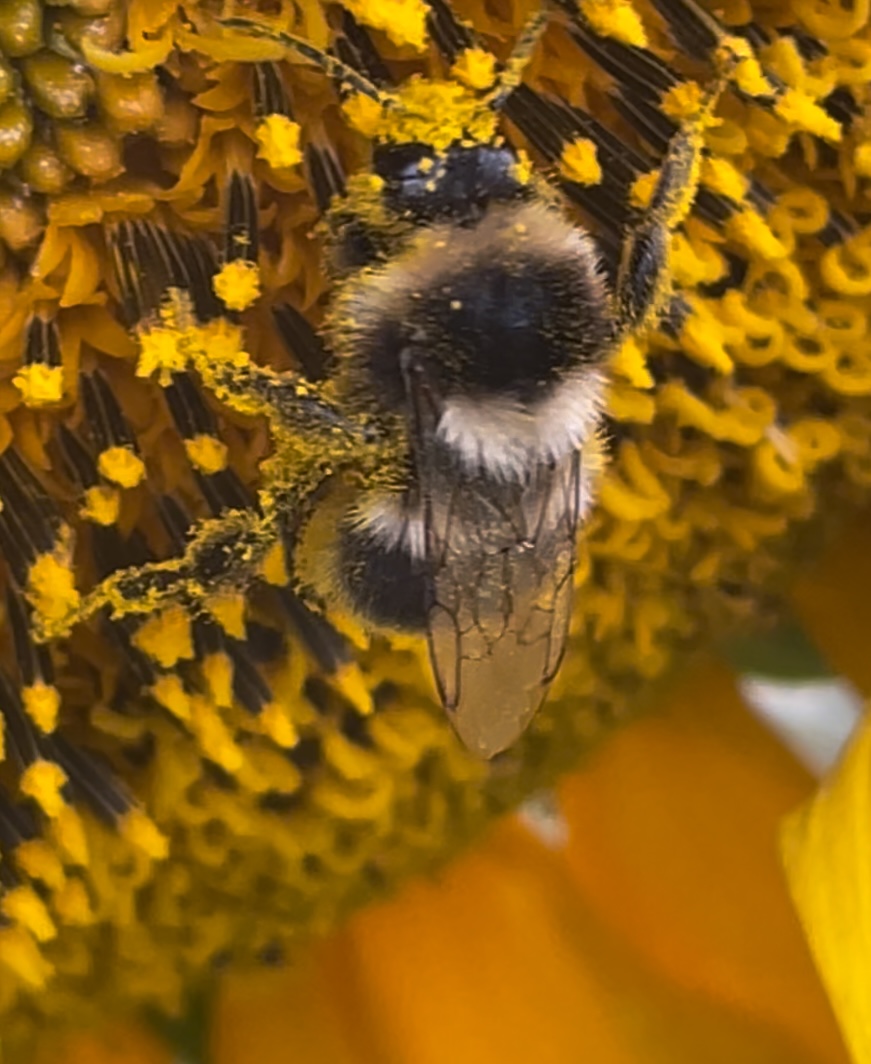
[782,710,871,1064]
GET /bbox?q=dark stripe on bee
[363,251,611,407]
[337,519,430,631]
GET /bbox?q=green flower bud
[19,140,73,193]
[0,190,43,249]
[0,96,33,168]
[96,70,164,133]
[0,0,42,57]
[55,119,122,180]
[23,51,95,119]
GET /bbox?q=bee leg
[219,17,388,105]
[612,65,731,339]
[32,508,278,640]
[486,8,550,110]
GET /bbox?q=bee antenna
[219,17,391,107]
[485,9,550,112]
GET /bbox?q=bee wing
[401,354,582,759]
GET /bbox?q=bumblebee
[30,2,735,758]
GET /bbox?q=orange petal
[31,1023,174,1064]
[214,660,847,1064]
[558,658,849,1064]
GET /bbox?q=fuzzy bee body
[314,140,611,755]
[30,6,734,759]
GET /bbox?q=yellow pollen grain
[334,664,375,718]
[53,879,95,926]
[79,484,121,526]
[560,138,602,186]
[150,674,192,721]
[612,338,654,388]
[194,318,249,368]
[661,82,705,120]
[255,114,302,171]
[451,48,497,91]
[2,886,56,943]
[379,77,498,151]
[132,606,195,668]
[184,434,229,474]
[450,299,463,311]
[50,807,88,866]
[20,760,68,819]
[27,546,80,630]
[97,446,146,489]
[260,702,298,749]
[732,54,772,98]
[512,150,533,186]
[13,364,64,406]
[725,210,788,260]
[206,594,247,639]
[120,809,169,860]
[579,0,648,47]
[776,89,843,141]
[630,170,657,210]
[342,93,385,138]
[16,839,66,890]
[137,325,187,384]
[213,260,262,312]
[344,0,428,49]
[260,541,289,586]
[22,682,60,734]
[854,143,871,177]
[203,652,234,708]
[190,696,244,773]
[0,925,54,988]
[701,156,748,201]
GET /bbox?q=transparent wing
[402,353,584,759]
[425,454,582,758]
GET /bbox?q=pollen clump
[560,138,603,185]
[213,260,262,311]
[20,761,68,819]
[12,364,63,406]
[21,682,60,734]
[344,0,428,48]
[96,445,145,488]
[131,607,195,667]
[26,544,80,632]
[451,48,498,91]
[255,114,303,171]
[184,434,229,473]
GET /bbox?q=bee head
[372,140,529,223]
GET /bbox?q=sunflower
[0,0,869,1058]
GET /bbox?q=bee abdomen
[337,516,430,631]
